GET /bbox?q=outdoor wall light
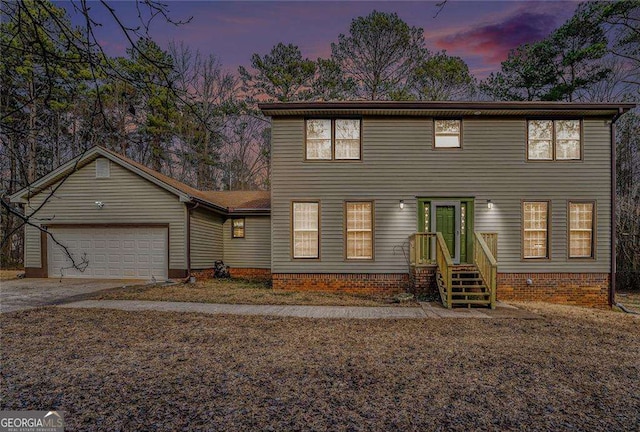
[487,200,493,209]
[399,200,405,210]
[95,201,105,209]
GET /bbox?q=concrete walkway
[60,299,539,319]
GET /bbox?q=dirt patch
[1,304,638,431]
[91,278,416,307]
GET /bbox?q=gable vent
[95,158,110,178]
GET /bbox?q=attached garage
[9,146,271,281]
[47,226,168,279]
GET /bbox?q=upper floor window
[292,201,320,258]
[523,201,549,259]
[305,119,361,160]
[569,201,595,258]
[434,119,461,148]
[232,218,245,239]
[528,120,581,161]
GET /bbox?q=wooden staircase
[437,264,492,308]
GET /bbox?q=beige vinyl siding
[190,208,223,269]
[271,117,611,274]
[24,159,187,270]
[223,216,271,268]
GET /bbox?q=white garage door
[48,226,168,280]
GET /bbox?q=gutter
[185,201,200,283]
[609,108,625,307]
[228,208,271,216]
[191,197,228,214]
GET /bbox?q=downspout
[185,201,200,283]
[610,108,623,308]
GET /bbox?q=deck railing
[435,232,454,308]
[481,232,498,261]
[474,232,498,309]
[409,232,437,266]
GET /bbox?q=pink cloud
[436,11,560,66]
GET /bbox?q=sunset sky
[60,0,581,78]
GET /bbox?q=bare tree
[1,0,191,273]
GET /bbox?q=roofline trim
[259,101,636,115]
[9,146,193,204]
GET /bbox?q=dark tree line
[1,1,638,285]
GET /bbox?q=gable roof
[259,101,636,118]
[9,146,270,214]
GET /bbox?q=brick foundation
[191,267,271,282]
[410,266,437,296]
[497,273,610,308]
[191,268,215,279]
[229,267,272,281]
[272,273,408,295]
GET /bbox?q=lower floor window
[346,201,373,259]
[293,202,319,258]
[523,201,549,259]
[569,201,594,258]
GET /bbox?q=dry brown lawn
[1,303,639,431]
[617,291,640,313]
[92,278,416,307]
[0,269,22,281]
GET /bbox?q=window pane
[434,120,461,148]
[232,219,245,238]
[346,202,373,259]
[435,119,460,135]
[555,120,580,140]
[557,139,580,160]
[523,202,548,258]
[335,119,360,159]
[528,120,553,160]
[556,120,581,160]
[306,119,332,160]
[569,202,593,258]
[293,202,319,258]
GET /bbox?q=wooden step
[452,284,487,290]
[450,299,491,305]
[451,292,490,298]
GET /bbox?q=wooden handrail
[435,232,454,308]
[480,232,498,261]
[474,232,497,309]
[408,232,437,266]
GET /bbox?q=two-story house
[10,101,634,308]
[260,101,633,308]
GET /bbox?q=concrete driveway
[0,278,142,313]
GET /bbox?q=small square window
[434,119,461,148]
[232,218,245,238]
[95,158,110,178]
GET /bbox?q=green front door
[436,206,456,258]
